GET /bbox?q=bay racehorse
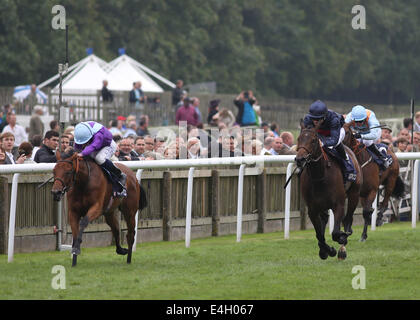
[51,151,147,266]
[295,122,362,260]
[342,123,404,241]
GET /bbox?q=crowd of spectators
[3,81,420,167]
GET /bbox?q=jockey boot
[101,159,127,196]
[367,144,392,168]
[335,142,349,161]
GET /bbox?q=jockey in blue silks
[303,100,356,182]
[345,105,393,168]
[74,121,127,197]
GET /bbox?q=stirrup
[346,173,357,182]
[383,157,392,168]
[113,188,127,198]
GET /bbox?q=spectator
[207,99,220,126]
[403,118,413,131]
[252,139,263,156]
[394,128,411,147]
[134,136,146,158]
[380,125,393,143]
[191,97,203,124]
[280,131,295,150]
[18,142,36,164]
[30,134,42,161]
[261,136,274,155]
[29,105,44,141]
[270,122,280,137]
[187,137,201,159]
[261,122,270,134]
[412,132,420,151]
[23,84,38,115]
[0,147,6,164]
[34,130,60,163]
[154,137,166,155]
[253,104,262,127]
[213,108,236,128]
[59,135,71,153]
[50,120,59,132]
[144,135,155,152]
[123,121,137,138]
[1,132,25,164]
[172,80,184,107]
[414,112,420,132]
[101,80,114,103]
[118,138,139,161]
[0,104,12,132]
[234,90,256,126]
[109,119,123,137]
[129,81,147,121]
[175,97,198,126]
[2,112,28,147]
[396,137,410,166]
[270,137,296,155]
[136,115,150,137]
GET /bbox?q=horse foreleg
[331,203,348,260]
[360,192,375,242]
[68,210,81,267]
[308,209,336,260]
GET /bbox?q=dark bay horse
[51,151,147,266]
[296,123,362,260]
[342,123,404,241]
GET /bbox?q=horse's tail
[392,176,405,199]
[139,184,148,211]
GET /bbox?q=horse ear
[56,150,61,161]
[300,119,305,130]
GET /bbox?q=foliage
[1,0,419,103]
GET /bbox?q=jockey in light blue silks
[74,121,127,197]
[345,105,393,168]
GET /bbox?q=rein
[54,157,90,195]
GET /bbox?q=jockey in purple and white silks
[345,105,392,168]
[74,121,127,197]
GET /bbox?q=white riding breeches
[90,140,117,165]
[335,128,345,147]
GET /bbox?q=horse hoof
[72,254,78,267]
[360,235,367,242]
[337,247,347,260]
[319,250,329,260]
[376,219,384,227]
[329,247,337,257]
[116,247,128,255]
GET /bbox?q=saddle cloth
[323,146,357,182]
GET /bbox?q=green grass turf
[1,222,419,300]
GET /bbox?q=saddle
[99,166,125,197]
[323,146,357,182]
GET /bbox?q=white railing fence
[3,153,419,263]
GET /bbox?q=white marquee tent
[38,53,175,98]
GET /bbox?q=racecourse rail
[2,154,419,263]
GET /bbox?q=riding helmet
[351,105,367,121]
[308,100,328,119]
[74,122,94,145]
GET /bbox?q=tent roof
[107,54,164,92]
[40,53,173,94]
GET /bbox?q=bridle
[54,157,91,195]
[296,129,325,165]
